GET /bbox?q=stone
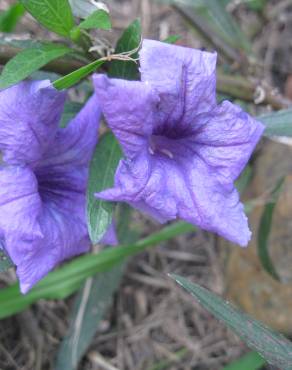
[225,139,292,333]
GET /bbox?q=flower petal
[101,222,118,246]
[97,147,250,246]
[139,39,217,134]
[10,204,90,293]
[38,95,100,170]
[93,74,159,158]
[0,166,42,241]
[193,101,265,185]
[0,80,66,166]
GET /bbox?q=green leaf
[247,0,268,11]
[235,165,252,194]
[79,9,111,30]
[259,109,292,137]
[0,43,72,89]
[0,3,25,32]
[109,19,141,80]
[87,132,122,244]
[53,58,105,90]
[163,34,181,44]
[55,205,135,370]
[222,351,265,370]
[163,0,251,52]
[171,275,292,369]
[55,265,124,370]
[146,348,188,370]
[20,0,74,37]
[257,178,285,280]
[0,221,194,319]
[0,248,13,273]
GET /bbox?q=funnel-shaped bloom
[93,40,264,246]
[0,80,108,293]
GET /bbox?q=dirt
[1,1,292,369]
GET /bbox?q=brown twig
[217,73,291,109]
[0,39,290,109]
[0,43,85,75]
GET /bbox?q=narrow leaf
[53,58,105,90]
[257,178,285,280]
[0,3,25,32]
[171,275,292,369]
[0,43,72,89]
[56,205,135,370]
[20,0,75,37]
[79,9,111,30]
[109,19,141,80]
[222,351,265,370]
[163,0,251,52]
[87,132,122,244]
[163,34,181,44]
[0,248,13,273]
[0,222,194,318]
[55,265,124,370]
[260,109,292,137]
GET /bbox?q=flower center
[148,135,178,159]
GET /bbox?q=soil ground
[1,1,291,369]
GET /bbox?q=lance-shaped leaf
[222,351,265,370]
[53,58,105,90]
[79,9,111,30]
[109,19,141,80]
[0,43,72,89]
[20,0,75,37]
[171,274,292,369]
[257,177,285,280]
[162,0,251,54]
[260,109,292,137]
[0,3,25,32]
[56,205,135,370]
[0,248,13,273]
[87,132,122,244]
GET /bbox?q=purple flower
[0,80,111,293]
[93,40,264,246]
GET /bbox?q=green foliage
[235,165,252,194]
[260,109,292,137]
[20,0,75,37]
[163,34,181,44]
[56,205,135,370]
[171,275,292,369]
[0,3,25,32]
[109,19,142,80]
[222,351,265,370]
[257,178,285,280]
[55,265,124,370]
[0,43,72,89]
[87,132,122,244]
[162,0,251,53]
[0,249,13,273]
[79,9,111,30]
[247,0,268,12]
[53,58,105,90]
[0,222,194,319]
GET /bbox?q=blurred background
[1,0,292,369]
